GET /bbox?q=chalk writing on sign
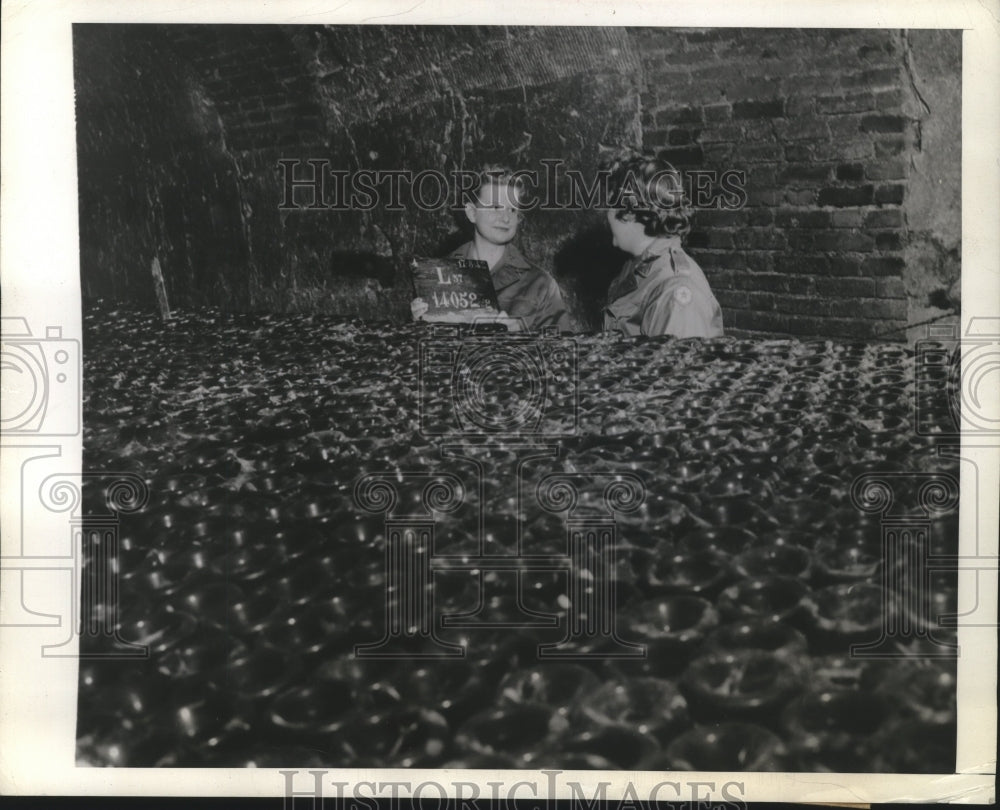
[411,256,500,318]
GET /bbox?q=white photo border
[1,0,996,802]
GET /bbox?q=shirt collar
[632,236,681,278]
[495,243,532,271]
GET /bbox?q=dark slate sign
[411,256,500,318]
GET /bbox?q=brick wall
[76,25,643,320]
[636,28,926,340]
[75,25,959,338]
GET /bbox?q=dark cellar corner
[74,25,960,340]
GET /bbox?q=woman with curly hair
[602,153,724,338]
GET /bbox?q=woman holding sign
[411,167,573,332]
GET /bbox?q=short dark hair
[603,152,691,238]
[466,164,529,207]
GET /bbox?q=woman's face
[466,181,521,246]
[606,209,644,255]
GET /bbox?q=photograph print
[68,22,969,775]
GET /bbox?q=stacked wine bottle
[77,305,958,771]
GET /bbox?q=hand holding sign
[410,299,524,331]
[410,256,501,321]
[412,298,481,323]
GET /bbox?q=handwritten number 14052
[431,290,481,308]
[433,266,482,308]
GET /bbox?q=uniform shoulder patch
[673,285,693,306]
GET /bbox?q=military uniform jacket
[603,236,724,338]
[450,242,573,332]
